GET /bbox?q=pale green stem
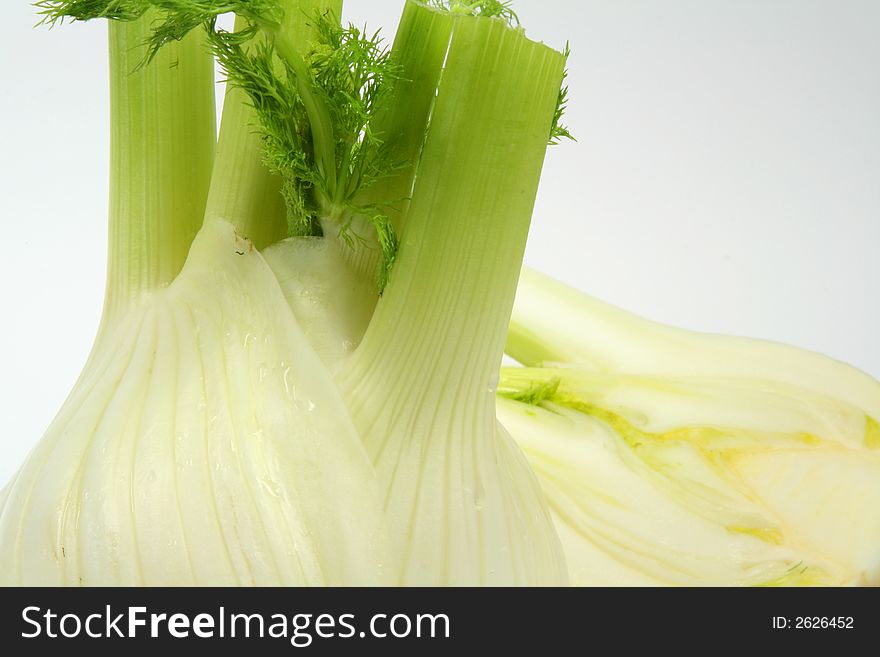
[341,0,456,283]
[273,31,338,195]
[104,17,215,319]
[343,14,566,441]
[338,11,566,584]
[203,63,287,249]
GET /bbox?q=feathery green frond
[207,11,402,286]
[36,0,148,25]
[428,0,519,26]
[37,2,283,61]
[549,42,574,145]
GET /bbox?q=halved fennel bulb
[0,220,390,585]
[501,270,880,586]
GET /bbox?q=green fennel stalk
[340,8,568,584]
[104,16,215,319]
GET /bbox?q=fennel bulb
[0,220,390,585]
[501,270,880,586]
[8,0,876,589]
[2,0,570,586]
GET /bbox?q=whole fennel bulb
[0,1,570,586]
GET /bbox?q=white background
[1,1,878,483]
